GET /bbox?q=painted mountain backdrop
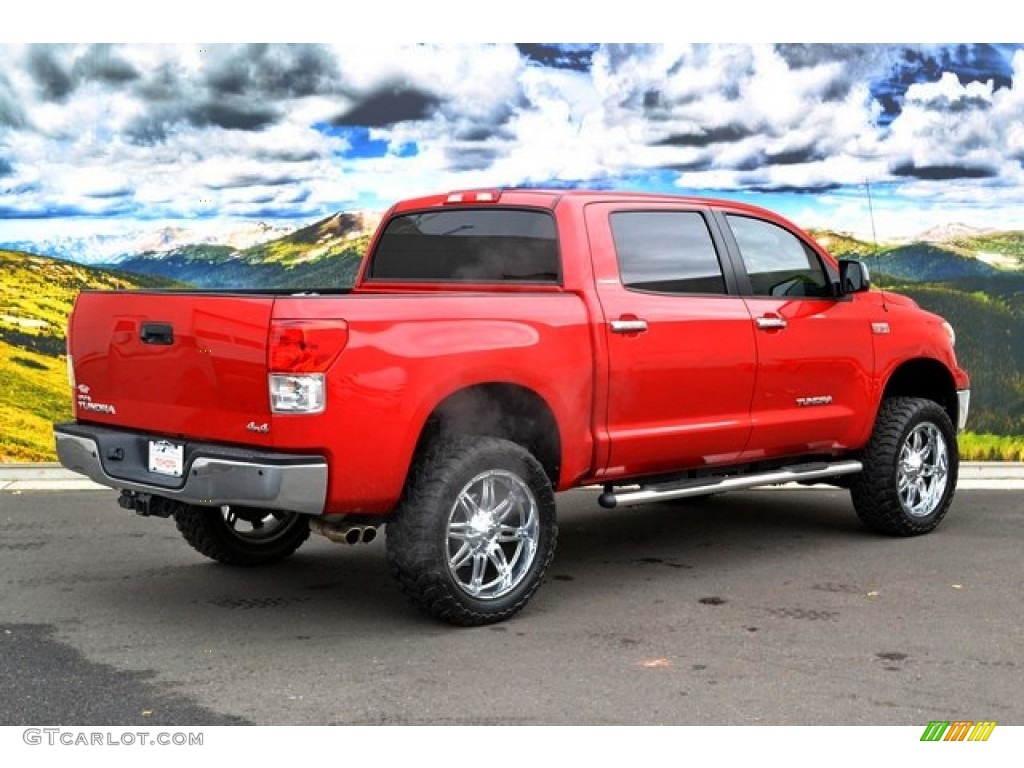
[108,212,377,289]
[2,210,1023,461]
[3,43,1024,458]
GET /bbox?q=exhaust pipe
[310,517,379,545]
[343,527,361,545]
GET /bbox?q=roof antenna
[864,178,888,311]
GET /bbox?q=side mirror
[838,259,870,294]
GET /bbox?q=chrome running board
[598,460,863,509]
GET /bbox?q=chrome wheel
[387,436,557,625]
[175,503,310,566]
[221,506,301,543]
[852,397,958,536]
[446,469,540,600]
[897,422,949,518]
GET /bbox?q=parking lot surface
[1,486,1021,725]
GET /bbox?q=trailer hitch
[117,490,179,518]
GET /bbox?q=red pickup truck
[55,189,970,625]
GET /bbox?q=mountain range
[1,213,1023,460]
[0,220,298,265]
[808,228,1024,280]
[4,208,1022,289]
[105,211,379,289]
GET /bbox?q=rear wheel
[174,505,310,565]
[851,397,958,536]
[386,436,557,625]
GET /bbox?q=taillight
[268,320,348,415]
[268,320,348,373]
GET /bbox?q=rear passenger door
[718,212,875,458]
[585,203,757,478]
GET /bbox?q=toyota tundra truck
[54,189,970,625]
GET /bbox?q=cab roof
[389,188,785,219]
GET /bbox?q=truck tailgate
[69,292,274,446]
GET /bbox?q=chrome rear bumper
[54,423,327,515]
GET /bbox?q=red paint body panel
[70,292,276,448]
[65,189,969,517]
[741,295,875,459]
[269,293,594,512]
[870,291,971,394]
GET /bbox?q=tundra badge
[796,395,833,407]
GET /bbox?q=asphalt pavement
[1,477,1021,725]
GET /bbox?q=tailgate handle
[141,322,174,345]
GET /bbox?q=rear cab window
[367,208,560,283]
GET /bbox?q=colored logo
[920,721,996,742]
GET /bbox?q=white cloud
[2,43,1024,243]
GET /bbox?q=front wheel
[174,505,310,566]
[851,397,958,536]
[386,436,557,625]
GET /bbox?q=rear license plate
[149,440,184,477]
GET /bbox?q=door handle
[755,316,787,330]
[610,318,648,334]
[141,322,174,345]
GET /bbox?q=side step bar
[598,460,863,509]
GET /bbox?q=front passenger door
[722,213,874,459]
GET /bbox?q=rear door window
[609,211,727,294]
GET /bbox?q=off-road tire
[851,396,958,536]
[174,505,310,566]
[386,436,557,626]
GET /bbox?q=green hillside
[0,339,69,461]
[817,227,1024,282]
[946,274,1024,312]
[948,230,1024,261]
[808,230,878,258]
[888,281,1024,436]
[820,237,1002,283]
[243,213,371,266]
[0,250,183,461]
[870,244,1002,282]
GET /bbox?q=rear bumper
[53,422,327,515]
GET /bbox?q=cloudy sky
[2,42,1023,244]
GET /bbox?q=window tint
[726,215,831,298]
[369,209,559,282]
[610,211,726,294]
